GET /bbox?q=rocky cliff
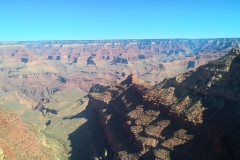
[88,48,240,159]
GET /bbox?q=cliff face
[88,48,240,159]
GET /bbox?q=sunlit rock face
[88,49,240,160]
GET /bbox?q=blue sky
[0,0,240,41]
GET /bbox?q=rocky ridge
[88,48,240,159]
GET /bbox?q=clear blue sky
[0,0,240,41]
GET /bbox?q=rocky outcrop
[88,49,240,159]
[111,57,128,64]
[19,86,59,101]
[34,98,58,116]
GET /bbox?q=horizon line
[1,37,240,43]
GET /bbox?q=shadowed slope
[0,108,66,160]
[88,48,240,159]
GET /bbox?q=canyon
[0,39,240,159]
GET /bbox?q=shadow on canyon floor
[67,106,107,160]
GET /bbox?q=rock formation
[88,48,240,159]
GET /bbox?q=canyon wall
[88,48,240,159]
